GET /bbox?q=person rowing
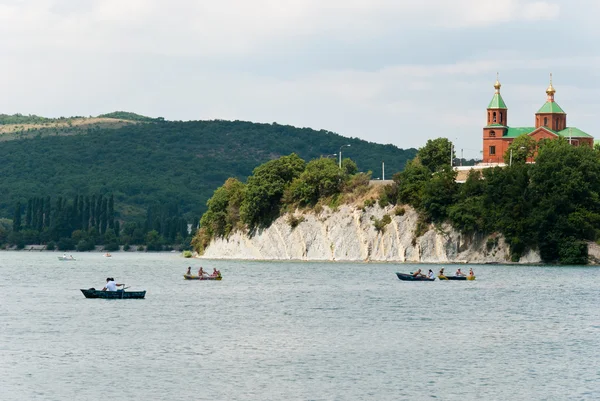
[102,277,124,292]
[438,267,447,279]
[455,268,466,277]
[412,269,426,278]
[186,266,191,275]
[427,269,435,279]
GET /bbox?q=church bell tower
[482,74,508,163]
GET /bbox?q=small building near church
[482,76,593,164]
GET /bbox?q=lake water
[0,252,598,400]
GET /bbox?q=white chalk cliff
[200,205,542,263]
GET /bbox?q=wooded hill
[0,113,417,222]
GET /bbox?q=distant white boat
[58,256,76,261]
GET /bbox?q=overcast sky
[1,0,598,158]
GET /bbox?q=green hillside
[0,117,416,221]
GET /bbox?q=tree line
[387,136,600,264]
[3,194,196,252]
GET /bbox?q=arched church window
[493,112,497,123]
[489,131,496,137]
[500,112,503,124]
[489,146,496,155]
[544,117,548,127]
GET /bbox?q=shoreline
[1,245,187,253]
[5,246,599,266]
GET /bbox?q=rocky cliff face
[200,205,542,263]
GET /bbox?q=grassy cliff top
[0,112,161,142]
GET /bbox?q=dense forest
[195,136,600,264]
[0,112,420,249]
[0,115,417,222]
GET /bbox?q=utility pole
[382,161,385,181]
[460,149,463,166]
[339,144,350,169]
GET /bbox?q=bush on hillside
[57,237,75,251]
[373,214,392,233]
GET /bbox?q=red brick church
[482,75,593,164]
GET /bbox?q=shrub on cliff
[393,158,430,208]
[394,206,405,216]
[378,181,398,208]
[200,177,246,239]
[372,214,392,233]
[343,172,370,194]
[420,166,458,221]
[418,138,454,173]
[340,158,358,175]
[240,154,306,228]
[287,215,305,229]
[284,158,343,206]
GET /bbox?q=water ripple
[0,253,598,400]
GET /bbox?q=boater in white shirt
[102,277,123,291]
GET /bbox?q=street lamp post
[339,144,350,169]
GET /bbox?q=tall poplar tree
[13,202,22,232]
[31,198,39,230]
[25,199,33,228]
[36,197,44,231]
[44,196,51,229]
[78,196,84,230]
[96,195,103,231]
[83,197,90,231]
[100,197,108,234]
[90,195,97,229]
[108,194,114,230]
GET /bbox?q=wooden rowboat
[395,272,435,281]
[183,274,222,281]
[80,288,146,299]
[438,275,476,281]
